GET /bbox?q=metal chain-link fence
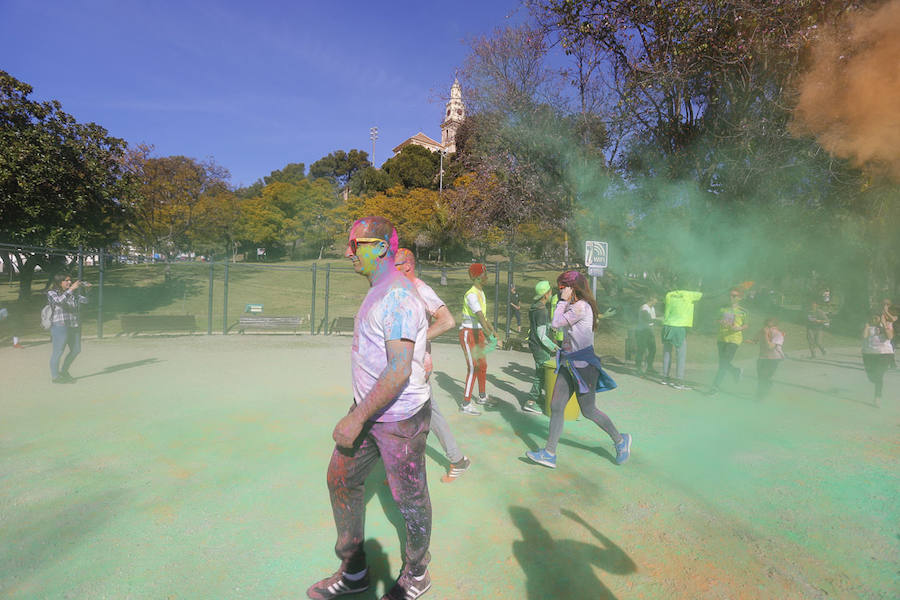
[1,243,583,341]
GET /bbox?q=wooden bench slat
[235,315,302,333]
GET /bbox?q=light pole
[369,126,378,165]
[439,149,447,194]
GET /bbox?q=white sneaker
[459,402,481,416]
[474,394,496,406]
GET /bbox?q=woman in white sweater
[525,270,631,469]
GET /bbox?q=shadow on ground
[75,358,162,380]
[510,506,635,600]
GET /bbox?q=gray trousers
[429,398,463,464]
[545,365,622,454]
[662,338,687,381]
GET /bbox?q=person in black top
[524,281,558,414]
[509,284,521,331]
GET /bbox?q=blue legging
[50,325,81,379]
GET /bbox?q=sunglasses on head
[349,237,383,254]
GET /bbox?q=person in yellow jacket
[459,263,497,415]
[661,286,703,390]
[710,288,750,394]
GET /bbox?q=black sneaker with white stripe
[381,569,431,600]
[443,456,470,482]
[306,568,369,599]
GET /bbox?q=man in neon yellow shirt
[661,286,703,389]
[710,288,750,394]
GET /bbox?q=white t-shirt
[414,278,444,317]
[638,304,656,329]
[461,290,484,329]
[862,325,894,355]
[352,275,430,422]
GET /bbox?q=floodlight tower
[369,126,378,165]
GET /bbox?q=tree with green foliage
[264,162,306,185]
[236,177,338,259]
[0,70,133,299]
[382,145,441,189]
[309,149,371,190]
[126,153,231,258]
[531,0,880,305]
[349,165,397,196]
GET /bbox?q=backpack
[40,304,52,329]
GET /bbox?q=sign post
[584,241,608,298]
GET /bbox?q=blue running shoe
[615,433,632,465]
[525,448,557,468]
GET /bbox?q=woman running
[525,270,631,469]
[755,317,785,399]
[862,311,894,405]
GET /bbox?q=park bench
[234,315,303,334]
[328,317,355,335]
[120,314,197,336]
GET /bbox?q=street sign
[588,266,605,278]
[585,241,608,268]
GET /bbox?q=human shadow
[509,506,636,600]
[1,489,129,583]
[75,358,161,380]
[424,444,449,472]
[363,462,406,578]
[432,370,464,408]
[788,356,865,372]
[500,361,535,384]
[487,373,528,408]
[360,539,392,599]
[767,378,876,407]
[484,386,618,464]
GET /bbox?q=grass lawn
[2,261,858,364]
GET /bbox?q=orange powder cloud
[792,0,900,179]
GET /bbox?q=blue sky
[1,0,526,187]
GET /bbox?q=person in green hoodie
[524,280,558,414]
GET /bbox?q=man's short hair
[395,248,415,268]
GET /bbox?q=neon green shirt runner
[717,305,749,344]
[663,290,703,327]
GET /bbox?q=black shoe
[381,569,431,600]
[59,373,76,383]
[442,456,471,482]
[307,568,370,599]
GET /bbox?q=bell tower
[440,78,465,154]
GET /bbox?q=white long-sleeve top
[551,299,594,367]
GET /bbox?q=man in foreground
[307,217,432,600]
